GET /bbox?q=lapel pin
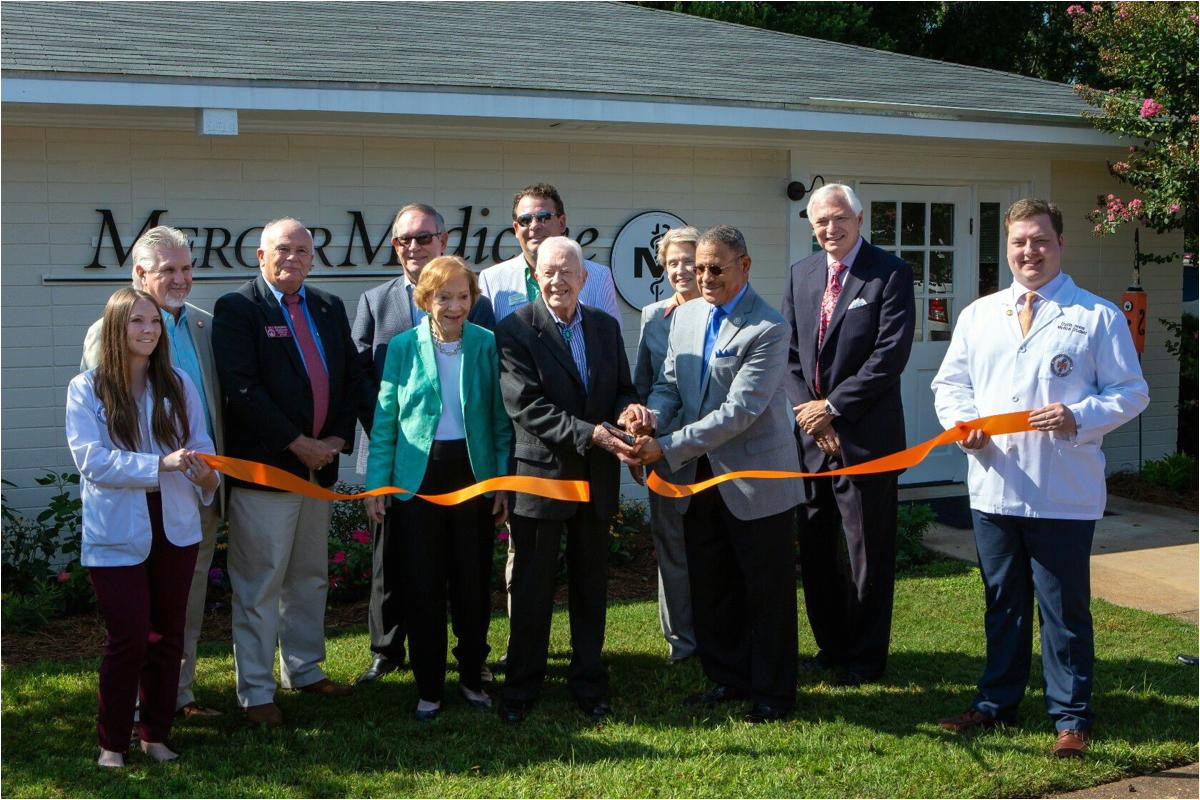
[196,320,205,328]
[1006,309,1013,316]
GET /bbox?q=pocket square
[848,298,868,310]
[713,348,737,359]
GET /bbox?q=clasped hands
[590,405,663,482]
[288,434,345,471]
[793,400,840,456]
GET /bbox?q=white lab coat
[66,368,218,567]
[931,273,1148,520]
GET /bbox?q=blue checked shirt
[544,298,588,393]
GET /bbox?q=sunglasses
[396,232,440,246]
[693,259,741,277]
[515,211,560,228]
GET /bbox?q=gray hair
[129,225,191,284]
[655,225,701,265]
[536,235,583,268]
[696,224,748,258]
[259,218,312,251]
[391,203,446,239]
[806,183,863,219]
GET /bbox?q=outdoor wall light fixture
[788,176,825,217]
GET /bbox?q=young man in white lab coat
[930,198,1148,759]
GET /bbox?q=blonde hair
[413,256,480,312]
[655,225,700,265]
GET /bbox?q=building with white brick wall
[1,2,1181,513]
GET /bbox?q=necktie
[703,305,728,373]
[283,293,329,437]
[814,261,846,395]
[1019,291,1038,337]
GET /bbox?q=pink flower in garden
[1139,99,1164,118]
[1093,224,1103,233]
[1127,198,1143,214]
[1116,6,1130,19]
[497,529,510,541]
[56,570,70,583]
[332,550,347,565]
[351,529,370,545]
[1066,4,1086,16]
[329,576,340,589]
[147,631,163,644]
[1170,203,1182,214]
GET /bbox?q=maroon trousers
[88,491,197,752]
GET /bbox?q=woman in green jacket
[365,256,513,720]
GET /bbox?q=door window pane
[901,202,926,246]
[931,203,955,246]
[979,202,1001,295]
[901,250,925,294]
[912,299,923,341]
[930,252,954,293]
[871,202,897,246]
[927,297,952,341]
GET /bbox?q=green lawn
[2,560,1196,798]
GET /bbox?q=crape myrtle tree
[1068,1,1198,264]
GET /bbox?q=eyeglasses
[693,258,742,277]
[396,232,440,247]
[515,211,559,228]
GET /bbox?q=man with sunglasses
[478,183,622,328]
[350,202,496,686]
[632,225,804,724]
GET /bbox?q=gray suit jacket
[646,285,803,521]
[81,301,224,458]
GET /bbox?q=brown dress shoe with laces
[296,678,353,697]
[243,702,283,727]
[1053,729,1090,758]
[937,708,1001,732]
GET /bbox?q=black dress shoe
[745,702,790,724]
[684,685,749,707]
[800,653,841,672]
[576,698,613,721]
[498,700,529,724]
[835,669,882,688]
[356,656,400,684]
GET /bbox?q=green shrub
[1140,452,1198,493]
[896,502,937,572]
[327,482,373,599]
[608,497,648,565]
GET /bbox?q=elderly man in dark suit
[782,183,915,687]
[350,202,495,685]
[494,235,644,724]
[213,217,362,727]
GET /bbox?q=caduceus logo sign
[610,211,688,309]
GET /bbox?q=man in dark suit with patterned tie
[213,217,361,726]
[350,203,495,685]
[781,184,915,687]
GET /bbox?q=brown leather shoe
[1053,729,1090,758]
[243,702,283,727]
[177,701,223,719]
[296,678,353,697]
[937,708,1001,732]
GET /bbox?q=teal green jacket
[365,321,513,499]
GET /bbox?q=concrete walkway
[905,485,1199,799]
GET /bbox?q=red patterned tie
[814,261,846,395]
[283,293,329,437]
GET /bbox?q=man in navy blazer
[350,202,495,685]
[781,183,915,686]
[213,218,361,726]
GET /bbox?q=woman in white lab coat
[65,287,219,768]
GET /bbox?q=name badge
[265,325,292,338]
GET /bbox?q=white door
[856,185,974,484]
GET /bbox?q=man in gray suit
[350,202,495,684]
[81,225,224,720]
[634,225,803,723]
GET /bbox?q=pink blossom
[1127,198,1143,214]
[1106,193,1116,201]
[1117,6,1130,19]
[1090,3,1102,11]
[1093,224,1103,233]
[351,529,370,545]
[332,550,347,565]
[1170,203,1182,214]
[1139,99,1164,118]
[56,570,70,584]
[497,530,510,541]
[1066,4,1086,16]
[329,576,340,589]
[147,631,163,644]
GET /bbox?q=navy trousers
[970,511,1096,732]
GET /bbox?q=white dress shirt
[66,368,218,566]
[478,254,623,331]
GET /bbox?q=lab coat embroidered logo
[1050,353,1074,377]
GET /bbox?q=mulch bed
[1107,473,1198,513]
[1,536,659,669]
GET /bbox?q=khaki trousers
[228,487,332,708]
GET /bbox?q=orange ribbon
[647,411,1036,498]
[199,412,1034,505]
[197,454,589,505]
